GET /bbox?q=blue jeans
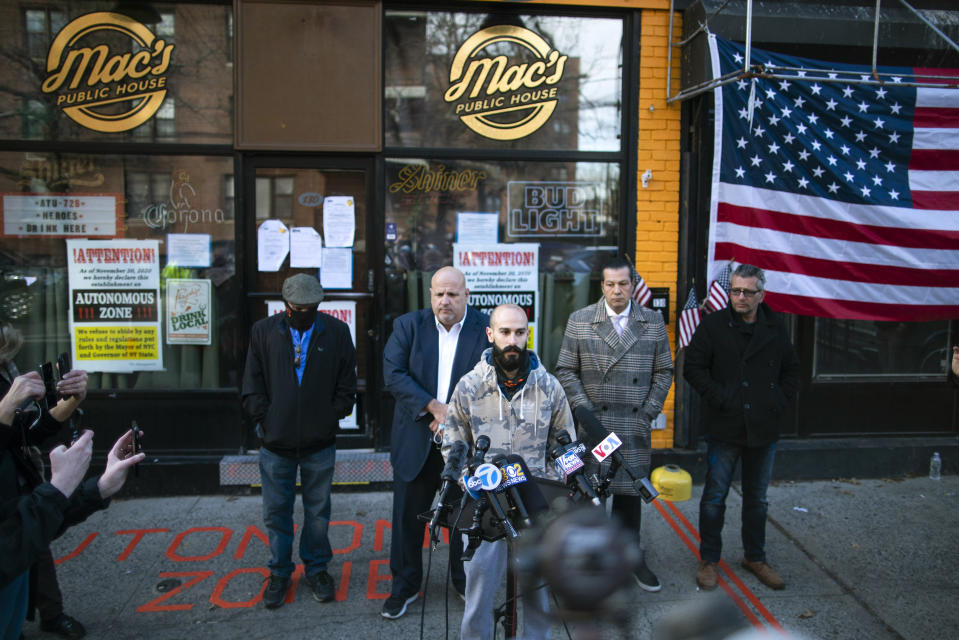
[259,445,335,578]
[0,571,29,639]
[699,439,777,564]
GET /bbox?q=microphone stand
[594,456,622,503]
[501,535,520,639]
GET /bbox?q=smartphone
[131,421,141,476]
[56,352,72,400]
[39,361,58,409]
[131,420,141,453]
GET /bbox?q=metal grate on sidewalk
[219,449,393,486]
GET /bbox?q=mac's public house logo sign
[444,25,567,141]
[41,12,174,133]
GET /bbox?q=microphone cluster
[431,408,659,553]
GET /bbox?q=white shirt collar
[604,300,631,319]
[435,313,466,334]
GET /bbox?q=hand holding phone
[131,421,141,476]
[56,352,72,399]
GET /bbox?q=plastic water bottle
[929,452,941,481]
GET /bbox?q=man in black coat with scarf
[684,264,799,592]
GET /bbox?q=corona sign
[41,12,174,133]
[444,25,567,141]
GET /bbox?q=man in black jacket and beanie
[684,264,799,592]
[242,273,356,609]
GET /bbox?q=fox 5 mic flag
[708,35,959,321]
[704,262,731,312]
[631,271,652,307]
[678,288,701,349]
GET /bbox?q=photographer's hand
[49,429,93,498]
[0,371,45,425]
[49,369,88,423]
[97,428,145,499]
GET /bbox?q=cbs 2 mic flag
[678,288,701,349]
[708,35,959,321]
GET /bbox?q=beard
[492,343,527,372]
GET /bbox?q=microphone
[430,440,469,544]
[492,454,532,529]
[504,454,550,522]
[473,460,518,539]
[550,432,601,506]
[462,435,492,502]
[467,435,492,474]
[574,406,659,503]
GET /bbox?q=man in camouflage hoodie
[442,304,575,640]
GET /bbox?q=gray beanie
[282,273,324,306]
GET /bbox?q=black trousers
[32,547,63,621]
[389,446,465,597]
[611,493,644,545]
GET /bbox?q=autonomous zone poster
[454,243,539,352]
[67,239,163,372]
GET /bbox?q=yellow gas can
[650,464,692,502]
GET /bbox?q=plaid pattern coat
[555,298,674,495]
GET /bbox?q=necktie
[614,315,625,336]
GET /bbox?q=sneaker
[696,560,719,590]
[263,574,290,609]
[741,559,785,590]
[39,613,86,639]
[381,592,419,619]
[306,570,335,603]
[634,559,662,592]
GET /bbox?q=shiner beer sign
[41,12,174,133]
[445,25,567,141]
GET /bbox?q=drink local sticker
[166,278,212,346]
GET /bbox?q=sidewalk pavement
[22,475,958,640]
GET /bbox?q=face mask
[286,306,317,331]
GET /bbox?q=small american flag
[704,262,731,312]
[708,36,959,321]
[678,288,701,349]
[632,272,652,307]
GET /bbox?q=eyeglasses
[729,288,761,298]
[294,344,302,368]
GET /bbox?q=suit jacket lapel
[619,306,643,353]
[448,309,481,402]
[419,310,440,397]
[591,300,623,353]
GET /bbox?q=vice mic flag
[678,288,701,349]
[708,35,959,321]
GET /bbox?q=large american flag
[708,36,959,321]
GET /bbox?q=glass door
[243,158,378,448]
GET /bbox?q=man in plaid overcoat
[555,257,674,592]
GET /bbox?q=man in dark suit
[381,266,489,619]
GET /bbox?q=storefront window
[0,151,239,390]
[813,318,951,379]
[0,2,233,144]
[384,158,619,368]
[384,11,623,152]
